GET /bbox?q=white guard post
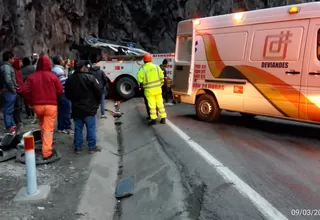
[24,136,38,195]
[13,136,51,204]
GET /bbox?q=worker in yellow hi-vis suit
[137,53,167,125]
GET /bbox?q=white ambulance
[96,53,174,100]
[172,2,320,124]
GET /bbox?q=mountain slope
[0,0,314,57]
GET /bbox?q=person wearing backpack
[0,51,18,133]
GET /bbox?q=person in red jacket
[12,57,24,127]
[23,56,64,160]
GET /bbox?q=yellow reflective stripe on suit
[144,79,162,85]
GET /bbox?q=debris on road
[115,175,136,199]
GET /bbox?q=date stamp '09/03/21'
[291,209,320,216]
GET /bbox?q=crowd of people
[0,49,171,160]
[0,51,108,160]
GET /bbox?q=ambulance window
[176,35,192,62]
[317,29,320,61]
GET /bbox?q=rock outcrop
[0,0,314,57]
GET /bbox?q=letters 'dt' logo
[263,31,293,60]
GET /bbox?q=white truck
[96,53,175,100]
[172,2,320,124]
[70,37,175,100]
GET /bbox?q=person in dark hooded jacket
[12,57,24,126]
[90,63,108,118]
[21,57,35,81]
[21,57,36,119]
[23,56,64,160]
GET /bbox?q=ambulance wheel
[195,94,221,122]
[116,77,137,100]
[240,113,256,119]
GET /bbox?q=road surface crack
[123,138,157,156]
[154,128,207,220]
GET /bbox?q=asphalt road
[148,102,320,220]
[2,98,319,220]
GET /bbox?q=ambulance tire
[195,94,221,122]
[116,77,137,100]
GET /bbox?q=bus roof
[178,2,320,31]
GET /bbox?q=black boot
[146,116,150,120]
[43,150,56,161]
[148,119,157,126]
[160,118,166,124]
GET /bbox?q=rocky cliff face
[0,0,315,58]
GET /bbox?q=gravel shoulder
[0,101,118,220]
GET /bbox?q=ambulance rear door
[172,20,197,95]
